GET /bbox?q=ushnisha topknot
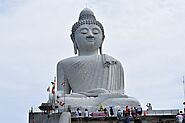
[71,8,105,43]
[78,8,96,21]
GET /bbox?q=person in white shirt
[84,109,89,122]
[76,108,82,123]
[176,113,183,123]
[76,108,82,117]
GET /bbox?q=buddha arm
[57,62,71,94]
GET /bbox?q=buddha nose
[86,31,95,39]
[88,30,94,36]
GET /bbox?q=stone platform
[29,112,176,123]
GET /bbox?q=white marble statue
[56,8,140,111]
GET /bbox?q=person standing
[84,109,89,122]
[117,109,122,122]
[176,113,183,123]
[76,108,82,117]
[125,106,130,116]
[146,103,152,111]
[110,107,114,116]
[136,105,142,116]
[131,107,136,118]
[104,108,109,117]
[76,108,82,123]
[123,106,131,123]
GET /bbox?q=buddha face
[74,24,103,53]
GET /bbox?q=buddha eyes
[80,28,88,34]
[92,29,100,35]
[80,28,100,35]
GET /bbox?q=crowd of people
[74,105,185,123]
[74,105,143,123]
[117,105,143,123]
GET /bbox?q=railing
[145,109,179,116]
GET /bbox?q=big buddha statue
[56,8,140,111]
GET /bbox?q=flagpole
[54,77,56,106]
[182,76,185,113]
[62,80,66,111]
[60,80,66,111]
[183,76,185,101]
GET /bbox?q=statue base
[56,92,140,112]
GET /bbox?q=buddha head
[71,8,105,55]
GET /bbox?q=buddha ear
[73,42,78,55]
[99,46,102,54]
[99,36,105,54]
[70,34,78,54]
[102,35,105,41]
[99,43,103,54]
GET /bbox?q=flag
[51,77,56,95]
[56,100,65,107]
[51,84,55,95]
[47,76,56,94]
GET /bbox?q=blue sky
[0,0,185,122]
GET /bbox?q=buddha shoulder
[102,54,123,66]
[57,54,123,67]
[57,56,80,66]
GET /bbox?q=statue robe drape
[57,54,124,94]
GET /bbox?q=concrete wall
[29,112,61,123]
[29,112,176,123]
